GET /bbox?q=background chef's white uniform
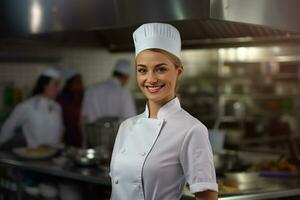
[110,97,218,200]
[81,78,136,123]
[0,95,64,148]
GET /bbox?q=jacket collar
[142,97,181,120]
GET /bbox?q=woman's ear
[177,65,184,80]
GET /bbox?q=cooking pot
[66,148,101,166]
[65,146,112,167]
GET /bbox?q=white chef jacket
[81,78,136,123]
[0,95,64,148]
[110,97,218,200]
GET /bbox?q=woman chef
[0,67,64,148]
[110,23,218,200]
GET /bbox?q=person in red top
[57,68,84,147]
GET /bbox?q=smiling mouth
[145,85,164,93]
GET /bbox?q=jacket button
[140,152,146,156]
[114,177,119,184]
[120,148,126,153]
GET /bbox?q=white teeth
[146,85,162,93]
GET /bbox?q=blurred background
[1,0,300,200]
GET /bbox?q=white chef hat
[114,59,131,76]
[41,67,61,79]
[64,67,80,81]
[133,23,181,58]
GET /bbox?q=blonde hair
[148,48,182,68]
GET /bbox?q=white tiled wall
[0,47,136,109]
[60,48,136,88]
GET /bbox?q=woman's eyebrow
[155,63,167,67]
[137,63,167,68]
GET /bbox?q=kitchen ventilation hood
[1,0,300,50]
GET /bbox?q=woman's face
[70,75,84,94]
[136,50,183,104]
[44,79,61,99]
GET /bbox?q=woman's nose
[147,72,158,84]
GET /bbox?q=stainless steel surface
[82,117,119,150]
[213,152,239,173]
[183,171,300,200]
[65,148,101,166]
[184,189,300,200]
[219,189,300,200]
[1,0,300,49]
[1,151,300,200]
[211,0,300,33]
[224,172,283,192]
[0,151,111,185]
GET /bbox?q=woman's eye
[137,68,147,74]
[156,68,167,73]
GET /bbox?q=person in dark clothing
[57,68,84,147]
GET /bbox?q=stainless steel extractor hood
[1,0,300,50]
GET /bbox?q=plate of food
[251,159,299,178]
[13,146,58,159]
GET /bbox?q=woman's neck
[148,101,161,118]
[148,96,176,119]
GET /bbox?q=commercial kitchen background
[1,45,300,152]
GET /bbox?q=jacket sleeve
[0,104,26,145]
[179,124,218,193]
[121,90,136,120]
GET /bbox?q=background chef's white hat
[64,67,80,81]
[41,67,61,79]
[114,59,131,76]
[133,23,181,58]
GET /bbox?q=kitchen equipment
[213,151,239,173]
[82,117,119,150]
[225,172,260,183]
[13,147,57,160]
[223,172,284,193]
[65,146,112,167]
[3,0,300,50]
[208,129,225,153]
[65,148,100,166]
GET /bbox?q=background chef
[57,67,84,147]
[81,59,136,123]
[0,67,64,148]
[110,23,218,200]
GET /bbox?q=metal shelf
[252,94,299,99]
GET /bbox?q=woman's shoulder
[35,95,62,111]
[17,96,36,108]
[8,97,37,115]
[175,108,208,132]
[119,114,142,127]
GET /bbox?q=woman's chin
[144,94,172,105]
[144,93,163,102]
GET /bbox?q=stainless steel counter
[182,188,300,200]
[0,151,111,185]
[182,174,300,200]
[1,151,300,200]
